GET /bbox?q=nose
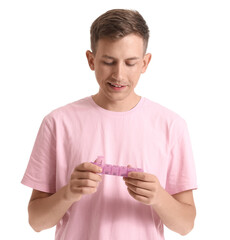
[111,63,124,81]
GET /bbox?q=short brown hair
[90,9,150,54]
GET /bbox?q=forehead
[95,34,145,58]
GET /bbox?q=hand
[123,171,163,206]
[65,162,102,203]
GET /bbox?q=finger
[125,182,153,197]
[126,172,156,182]
[127,188,152,205]
[125,179,155,191]
[71,186,97,195]
[75,162,102,173]
[71,171,102,182]
[71,178,100,188]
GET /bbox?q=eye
[126,60,138,67]
[103,61,115,66]
[126,62,136,67]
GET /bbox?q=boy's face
[86,34,151,106]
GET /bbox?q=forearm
[28,185,76,232]
[152,189,196,235]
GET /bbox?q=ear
[141,53,152,73]
[86,50,95,70]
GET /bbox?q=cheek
[95,64,111,78]
[129,68,142,83]
[94,66,106,81]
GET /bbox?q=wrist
[151,186,167,209]
[62,185,82,204]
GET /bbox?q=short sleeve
[21,116,56,193]
[165,119,197,195]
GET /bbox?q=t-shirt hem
[166,184,198,195]
[21,176,56,193]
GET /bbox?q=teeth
[109,83,123,88]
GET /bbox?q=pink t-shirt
[21,96,197,240]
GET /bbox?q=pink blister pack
[91,156,143,177]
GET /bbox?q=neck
[92,93,141,112]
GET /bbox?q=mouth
[107,82,127,90]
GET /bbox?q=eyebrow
[102,55,140,61]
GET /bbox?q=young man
[22,9,197,240]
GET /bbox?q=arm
[28,162,102,232]
[152,189,196,235]
[123,172,196,236]
[28,187,72,232]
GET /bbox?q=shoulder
[141,97,189,144]
[142,97,186,126]
[43,96,92,124]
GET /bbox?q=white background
[0,0,229,239]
